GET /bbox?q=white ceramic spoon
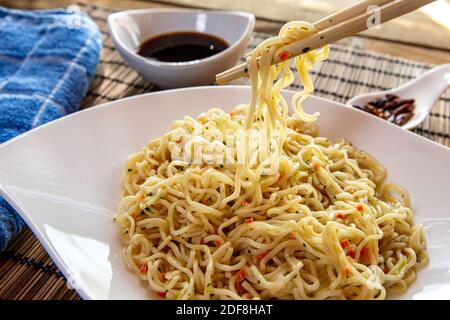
[346,63,450,130]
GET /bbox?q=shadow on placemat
[0,2,448,300]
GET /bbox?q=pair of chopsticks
[216,0,435,85]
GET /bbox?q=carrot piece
[256,252,268,261]
[236,269,246,283]
[229,111,235,118]
[361,247,369,255]
[278,50,291,61]
[356,204,364,212]
[139,264,148,274]
[336,213,345,219]
[244,217,253,224]
[360,247,370,264]
[347,247,356,259]
[340,239,350,249]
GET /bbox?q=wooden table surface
[1,0,449,65]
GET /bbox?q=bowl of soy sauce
[108,9,254,88]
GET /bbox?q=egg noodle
[115,22,428,300]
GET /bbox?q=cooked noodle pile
[115,22,427,300]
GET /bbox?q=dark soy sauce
[137,31,229,63]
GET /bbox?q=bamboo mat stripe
[0,2,449,300]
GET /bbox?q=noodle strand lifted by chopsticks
[115,21,427,300]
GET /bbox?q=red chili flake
[340,239,350,249]
[356,204,364,212]
[157,291,166,298]
[278,50,291,61]
[229,111,235,118]
[336,213,345,219]
[289,233,296,240]
[215,239,223,247]
[139,264,148,274]
[244,217,253,224]
[256,252,268,261]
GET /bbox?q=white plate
[0,86,449,300]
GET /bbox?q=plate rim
[1,85,448,154]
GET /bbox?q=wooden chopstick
[242,0,392,59]
[216,0,435,85]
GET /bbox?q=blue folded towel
[0,7,102,250]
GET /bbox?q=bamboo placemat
[0,3,448,300]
